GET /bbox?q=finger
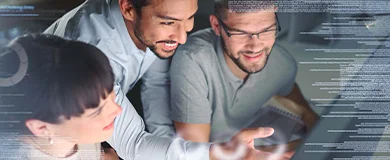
[248,139,254,149]
[236,127,274,140]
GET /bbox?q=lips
[159,42,178,51]
[244,54,261,58]
[103,120,114,131]
[242,51,264,62]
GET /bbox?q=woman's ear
[25,119,52,137]
[119,0,137,22]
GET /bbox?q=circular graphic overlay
[0,42,28,87]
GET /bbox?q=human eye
[87,106,104,118]
[265,27,277,32]
[261,29,277,36]
[96,108,102,115]
[90,108,102,118]
[230,31,248,36]
[160,22,174,25]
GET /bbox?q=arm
[107,82,211,160]
[108,85,279,160]
[141,58,175,137]
[275,49,319,131]
[282,83,319,131]
[256,90,318,157]
[174,121,210,142]
[169,50,212,143]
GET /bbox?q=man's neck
[123,17,147,51]
[223,53,248,80]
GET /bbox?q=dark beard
[133,18,175,59]
[220,36,270,74]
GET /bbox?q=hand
[255,138,303,159]
[209,127,291,160]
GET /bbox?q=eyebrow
[228,22,277,33]
[156,11,197,21]
[87,100,108,117]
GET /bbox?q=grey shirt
[171,28,297,143]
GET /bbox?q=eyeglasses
[217,14,281,42]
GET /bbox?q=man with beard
[45,0,191,138]
[43,0,285,160]
[170,0,319,153]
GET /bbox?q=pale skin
[174,8,319,159]
[23,91,122,158]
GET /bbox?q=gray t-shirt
[170,28,297,143]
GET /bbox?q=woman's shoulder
[0,134,31,159]
[78,143,104,160]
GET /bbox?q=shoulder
[173,28,219,64]
[0,137,26,159]
[44,0,114,45]
[78,143,103,160]
[268,43,297,71]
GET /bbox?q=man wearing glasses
[170,0,319,154]
[43,0,288,160]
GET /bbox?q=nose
[185,18,194,33]
[174,25,187,44]
[245,38,265,52]
[109,103,122,119]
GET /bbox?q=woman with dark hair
[0,34,122,159]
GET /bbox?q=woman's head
[0,34,122,144]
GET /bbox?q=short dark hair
[129,0,151,16]
[0,34,114,133]
[215,0,276,20]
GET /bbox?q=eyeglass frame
[217,13,281,40]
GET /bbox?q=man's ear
[209,15,221,36]
[25,119,52,137]
[119,0,137,21]
[274,6,278,12]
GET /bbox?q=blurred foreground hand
[209,127,292,160]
